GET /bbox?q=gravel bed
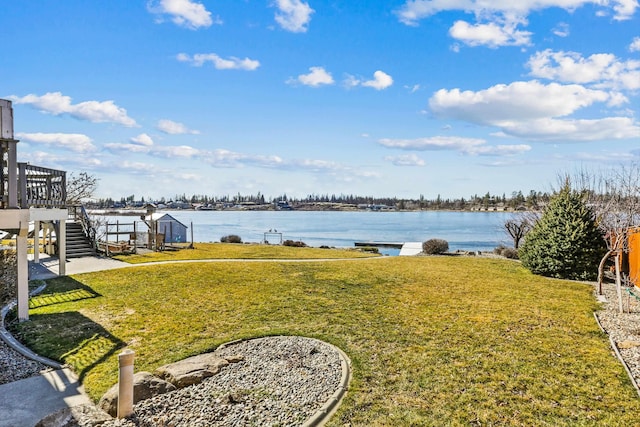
[595,282,640,390]
[102,336,344,427]
[0,338,49,384]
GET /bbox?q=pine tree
[519,181,606,281]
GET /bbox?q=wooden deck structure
[1,99,68,321]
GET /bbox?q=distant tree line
[87,190,552,211]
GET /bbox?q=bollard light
[118,349,135,418]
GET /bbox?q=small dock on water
[355,241,423,256]
[354,242,404,249]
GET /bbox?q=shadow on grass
[9,277,123,382]
[29,278,102,309]
[11,311,125,382]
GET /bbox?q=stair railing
[68,204,97,250]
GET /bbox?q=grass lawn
[10,254,640,425]
[112,242,379,263]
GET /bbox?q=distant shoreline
[89,205,530,216]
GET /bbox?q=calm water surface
[99,210,511,255]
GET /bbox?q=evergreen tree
[519,181,606,281]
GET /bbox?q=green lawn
[10,254,640,426]
[112,242,379,263]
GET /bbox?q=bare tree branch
[66,172,98,205]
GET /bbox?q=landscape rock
[617,340,640,349]
[35,404,112,427]
[154,352,233,388]
[224,354,245,363]
[98,371,176,417]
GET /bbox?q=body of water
[96,210,512,255]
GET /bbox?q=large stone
[617,340,640,349]
[35,404,112,427]
[98,371,176,417]
[154,353,232,388]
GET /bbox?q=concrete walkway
[28,253,132,280]
[0,368,92,427]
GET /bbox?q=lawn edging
[0,282,63,369]
[593,311,640,398]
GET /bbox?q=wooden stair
[65,221,96,258]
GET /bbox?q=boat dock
[355,241,424,256]
[354,242,404,248]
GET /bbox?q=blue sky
[2,0,639,201]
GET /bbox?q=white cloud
[552,22,570,37]
[612,0,639,20]
[147,0,218,29]
[405,84,421,93]
[131,133,154,146]
[361,71,394,90]
[152,145,201,158]
[527,49,640,90]
[177,53,260,71]
[290,159,343,171]
[384,154,426,166]
[24,151,103,169]
[120,161,157,173]
[429,80,639,141]
[395,1,636,51]
[205,149,285,168]
[497,117,640,141]
[289,67,335,87]
[465,144,532,156]
[345,71,394,90]
[430,80,612,123]
[11,92,137,127]
[449,17,532,47]
[378,136,531,156]
[395,0,638,25]
[16,132,96,152]
[630,36,640,52]
[273,0,314,33]
[379,136,486,151]
[575,151,637,162]
[104,142,152,154]
[157,119,200,135]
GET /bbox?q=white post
[58,221,66,276]
[17,226,29,321]
[33,220,40,263]
[48,225,54,255]
[616,255,624,313]
[118,349,135,418]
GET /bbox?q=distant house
[145,212,188,244]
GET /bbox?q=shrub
[501,248,519,259]
[283,240,307,247]
[519,182,606,281]
[494,245,518,259]
[358,246,379,254]
[422,239,449,255]
[220,235,242,244]
[0,250,16,305]
[493,245,507,255]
